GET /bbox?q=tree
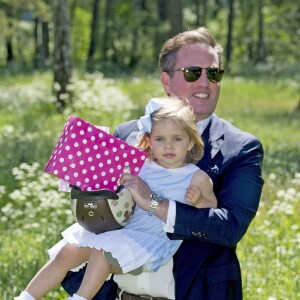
[168,0,183,36]
[225,0,234,71]
[87,0,100,72]
[51,0,73,112]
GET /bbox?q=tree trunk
[168,0,183,36]
[52,0,73,112]
[87,0,100,72]
[5,7,14,64]
[257,0,267,63]
[225,0,234,71]
[102,0,114,61]
[41,20,50,66]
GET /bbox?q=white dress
[49,160,199,273]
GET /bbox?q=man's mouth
[194,93,209,99]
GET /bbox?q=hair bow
[137,98,164,133]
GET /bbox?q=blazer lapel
[198,114,224,170]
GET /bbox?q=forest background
[0,0,299,299]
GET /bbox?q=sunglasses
[172,66,225,83]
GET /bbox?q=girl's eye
[175,137,182,141]
[155,137,163,142]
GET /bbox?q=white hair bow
[137,98,164,133]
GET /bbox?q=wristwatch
[148,193,163,216]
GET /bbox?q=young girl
[15,97,217,300]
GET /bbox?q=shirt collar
[196,116,211,135]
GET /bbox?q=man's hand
[119,173,169,223]
[119,173,152,211]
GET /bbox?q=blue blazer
[62,113,264,300]
[114,113,264,299]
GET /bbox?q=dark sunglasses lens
[183,68,202,82]
[206,68,224,83]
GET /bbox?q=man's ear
[161,72,171,96]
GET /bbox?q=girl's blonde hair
[137,97,204,164]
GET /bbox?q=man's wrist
[148,193,164,216]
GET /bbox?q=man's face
[161,44,221,121]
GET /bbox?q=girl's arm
[185,170,217,208]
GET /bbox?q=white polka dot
[135,167,140,172]
[96,154,101,159]
[88,127,93,132]
[77,151,82,156]
[107,159,112,164]
[90,166,95,171]
[125,162,129,167]
[117,165,122,170]
[115,156,119,161]
[64,175,69,180]
[82,169,87,174]
[99,133,103,138]
[83,139,88,144]
[120,144,125,149]
[101,171,106,176]
[87,187,92,191]
[80,160,84,165]
[131,149,135,154]
[102,141,107,147]
[104,150,109,156]
[74,142,79,147]
[123,153,128,158]
[59,158,64,163]
[85,178,89,183]
[109,168,114,173]
[54,170,58,175]
[71,133,76,138]
[70,163,76,168]
[93,174,98,180]
[68,154,73,160]
[103,180,108,185]
[80,130,85,135]
[111,177,116,182]
[93,145,98,150]
[62,166,67,171]
[59,150,62,154]
[112,147,117,152]
[74,172,78,177]
[85,148,90,153]
[88,157,93,162]
[76,181,81,186]
[77,121,82,126]
[99,162,103,167]
[65,145,70,151]
[109,138,114,144]
[95,183,100,189]
[133,158,137,163]
[141,155,146,160]
[91,136,95,141]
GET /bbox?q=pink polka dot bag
[45,115,147,192]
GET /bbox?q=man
[62,27,264,300]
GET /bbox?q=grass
[0,71,299,300]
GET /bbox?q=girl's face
[148,118,194,169]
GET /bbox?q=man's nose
[195,70,209,85]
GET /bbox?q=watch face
[151,193,162,202]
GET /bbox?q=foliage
[0,0,298,75]
[0,72,299,299]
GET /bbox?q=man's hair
[138,97,204,164]
[159,27,224,72]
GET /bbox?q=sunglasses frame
[171,66,225,83]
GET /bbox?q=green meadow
[0,72,299,299]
